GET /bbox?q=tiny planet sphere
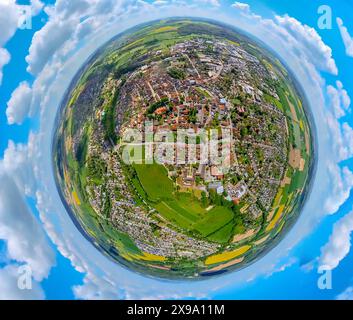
[53,18,314,279]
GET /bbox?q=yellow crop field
[137,252,167,262]
[266,205,285,231]
[227,39,240,46]
[120,253,132,261]
[207,257,244,271]
[205,245,251,265]
[153,26,177,33]
[273,189,283,206]
[72,190,81,206]
[299,119,304,130]
[122,252,167,262]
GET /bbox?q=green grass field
[133,163,174,201]
[132,162,236,242]
[155,202,194,229]
[193,206,234,237]
[207,221,234,243]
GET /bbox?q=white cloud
[326,81,351,118]
[337,286,353,300]
[0,134,55,299]
[0,1,20,86]
[198,0,220,7]
[0,0,44,86]
[6,81,32,125]
[0,265,45,300]
[0,136,38,196]
[0,173,55,281]
[51,0,90,19]
[337,17,353,58]
[25,0,131,75]
[324,165,353,215]
[275,15,338,75]
[0,1,19,46]
[73,272,125,300]
[326,113,353,162]
[26,18,77,75]
[264,257,297,278]
[342,123,353,157]
[319,209,353,270]
[30,0,44,16]
[0,48,10,85]
[231,1,249,12]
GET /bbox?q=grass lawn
[174,193,205,216]
[133,162,235,243]
[289,170,306,193]
[207,221,234,243]
[133,163,174,201]
[155,202,194,229]
[194,206,234,237]
[166,199,200,222]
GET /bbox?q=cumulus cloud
[0,1,18,84]
[342,123,353,157]
[30,0,44,15]
[0,48,10,85]
[231,1,250,12]
[275,15,338,75]
[0,1,19,46]
[6,81,33,125]
[24,0,194,118]
[25,0,132,75]
[26,18,77,75]
[324,165,353,215]
[327,81,351,118]
[0,265,45,300]
[319,209,353,270]
[0,173,55,281]
[73,272,125,300]
[232,7,338,88]
[264,257,297,278]
[326,113,353,162]
[0,137,38,196]
[337,17,353,58]
[0,134,55,299]
[0,0,44,85]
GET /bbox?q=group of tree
[188,108,197,124]
[146,97,171,115]
[201,189,242,217]
[167,67,186,80]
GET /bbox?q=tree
[201,191,209,208]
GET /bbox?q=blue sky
[0,0,353,300]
